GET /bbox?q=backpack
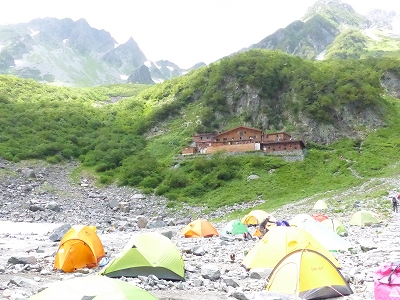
[393,197,398,205]
[374,262,400,300]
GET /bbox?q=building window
[223,138,227,141]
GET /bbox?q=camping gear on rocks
[266,249,353,299]
[100,232,184,280]
[29,275,158,300]
[54,224,105,272]
[374,262,400,300]
[180,219,219,238]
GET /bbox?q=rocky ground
[0,158,399,300]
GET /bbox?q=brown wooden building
[212,126,263,145]
[182,126,306,156]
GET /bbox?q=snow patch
[14,59,27,67]
[120,74,129,80]
[167,66,174,71]
[152,77,164,83]
[363,29,381,41]
[155,62,161,69]
[29,28,40,37]
[63,39,68,45]
[0,221,60,235]
[316,50,326,60]
[114,43,119,49]
[144,61,152,68]
[0,44,4,51]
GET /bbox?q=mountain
[245,0,400,60]
[0,18,197,86]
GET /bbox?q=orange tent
[54,225,105,272]
[312,213,328,222]
[180,219,219,238]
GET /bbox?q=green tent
[349,210,382,226]
[321,218,348,237]
[223,220,249,235]
[29,275,158,300]
[100,232,184,280]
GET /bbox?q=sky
[1,0,399,69]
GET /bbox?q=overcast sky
[1,0,399,68]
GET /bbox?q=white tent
[293,218,352,252]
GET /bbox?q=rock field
[0,158,399,300]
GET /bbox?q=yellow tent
[241,226,340,270]
[241,210,276,226]
[180,219,219,238]
[313,200,328,210]
[266,249,353,299]
[54,225,105,272]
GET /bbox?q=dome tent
[313,200,328,210]
[321,218,348,237]
[266,249,352,299]
[101,232,184,280]
[241,210,276,226]
[30,275,158,300]
[350,210,382,226]
[241,226,340,270]
[180,219,219,238]
[54,225,105,273]
[222,220,249,235]
[291,218,352,252]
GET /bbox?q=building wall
[263,132,292,142]
[214,128,263,143]
[206,143,258,154]
[193,134,216,143]
[261,141,303,152]
[182,147,197,155]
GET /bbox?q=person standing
[392,196,398,213]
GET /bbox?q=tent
[241,210,276,226]
[101,232,184,280]
[241,226,340,270]
[313,200,328,210]
[321,218,348,237]
[222,220,249,235]
[29,275,158,300]
[312,213,329,222]
[291,219,352,252]
[266,249,353,299]
[289,214,314,226]
[349,210,382,226]
[180,219,219,238]
[54,225,105,272]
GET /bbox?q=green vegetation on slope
[0,50,400,212]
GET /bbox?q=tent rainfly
[241,226,340,270]
[101,232,184,280]
[54,225,105,273]
[180,219,219,238]
[266,249,353,299]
